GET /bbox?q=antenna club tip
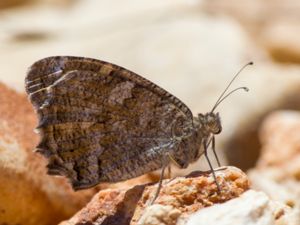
[248,61,254,65]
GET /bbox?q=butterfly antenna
[211,61,253,112]
[212,87,249,111]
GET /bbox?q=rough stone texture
[60,166,250,225]
[248,111,300,225]
[0,82,101,225]
[186,190,295,225]
[136,205,181,225]
[60,185,146,225]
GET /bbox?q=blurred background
[1,0,300,224]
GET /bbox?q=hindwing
[25,56,194,189]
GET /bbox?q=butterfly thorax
[171,112,222,166]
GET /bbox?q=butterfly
[25,56,251,198]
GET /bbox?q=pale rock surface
[186,190,294,225]
[136,205,181,225]
[248,111,300,225]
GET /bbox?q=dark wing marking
[25,56,193,190]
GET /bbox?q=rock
[60,166,250,225]
[249,110,300,185]
[257,111,300,170]
[136,205,181,225]
[0,82,100,225]
[186,190,294,225]
[132,167,249,223]
[248,111,300,224]
[60,185,146,225]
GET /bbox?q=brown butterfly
[25,56,251,200]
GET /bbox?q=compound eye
[214,126,222,134]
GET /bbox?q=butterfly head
[198,112,222,135]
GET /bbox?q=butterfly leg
[150,163,167,205]
[204,139,221,193]
[212,136,221,167]
[150,151,177,204]
[167,165,172,179]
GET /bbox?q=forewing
[25,56,193,189]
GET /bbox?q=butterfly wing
[25,56,194,189]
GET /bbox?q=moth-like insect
[25,56,251,202]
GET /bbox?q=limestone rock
[257,111,300,170]
[60,185,146,225]
[249,111,300,188]
[248,111,300,225]
[60,166,250,225]
[186,190,295,225]
[136,205,181,225]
